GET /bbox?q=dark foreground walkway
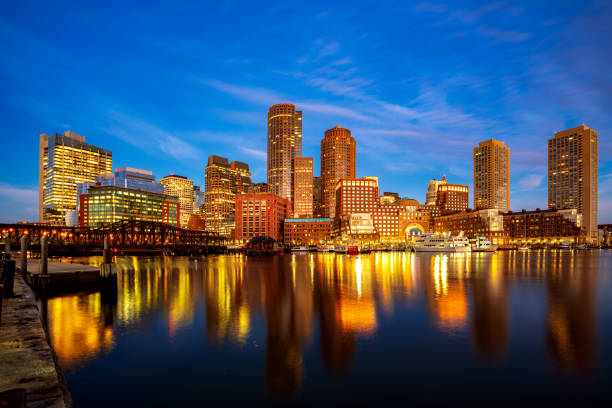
[0,273,71,408]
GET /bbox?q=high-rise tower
[267,104,302,205]
[321,126,356,219]
[473,139,510,212]
[548,125,598,243]
[159,174,194,228]
[39,131,112,224]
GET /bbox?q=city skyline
[1,1,611,223]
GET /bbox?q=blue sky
[1,0,610,223]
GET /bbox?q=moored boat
[470,236,498,252]
[517,245,529,251]
[334,245,347,253]
[408,233,471,252]
[291,246,309,253]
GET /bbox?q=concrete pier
[19,259,104,292]
[0,274,72,407]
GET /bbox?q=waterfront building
[335,177,379,218]
[39,131,112,224]
[187,213,206,231]
[97,167,163,194]
[380,192,400,205]
[396,199,433,238]
[204,155,251,236]
[235,192,290,242]
[292,157,313,218]
[474,139,510,212]
[503,208,584,244]
[434,209,508,245]
[321,126,356,219]
[436,183,469,214]
[548,125,598,243]
[283,218,332,245]
[247,182,268,193]
[426,176,447,205]
[159,174,194,228]
[313,176,322,218]
[600,225,612,246]
[267,104,302,205]
[79,185,179,228]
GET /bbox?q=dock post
[4,239,10,256]
[39,236,48,276]
[103,236,112,264]
[19,236,27,277]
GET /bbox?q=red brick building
[436,184,469,214]
[503,208,584,244]
[283,218,332,244]
[235,192,289,242]
[434,209,508,244]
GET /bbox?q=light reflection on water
[42,250,611,404]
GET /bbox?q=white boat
[560,240,571,250]
[316,244,334,252]
[408,233,471,252]
[517,245,529,251]
[334,245,347,253]
[291,246,309,253]
[470,236,498,252]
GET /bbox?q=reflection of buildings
[546,252,597,372]
[471,254,509,359]
[46,293,115,369]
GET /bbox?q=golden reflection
[425,255,468,331]
[46,293,115,369]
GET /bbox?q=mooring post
[103,235,112,264]
[20,235,27,276]
[4,239,10,257]
[39,235,48,276]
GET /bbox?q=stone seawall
[0,273,72,408]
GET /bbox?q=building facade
[313,176,322,218]
[267,104,302,205]
[247,182,268,193]
[548,125,598,243]
[79,185,179,228]
[159,175,194,228]
[39,131,112,224]
[321,126,356,219]
[204,155,251,235]
[335,177,379,218]
[97,167,163,194]
[436,183,469,214]
[474,139,510,212]
[292,157,313,218]
[283,218,332,244]
[434,209,508,244]
[503,208,584,244]
[426,176,447,205]
[235,192,290,242]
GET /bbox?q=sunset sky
[1,0,610,222]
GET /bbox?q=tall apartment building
[474,139,510,212]
[321,126,356,219]
[235,192,290,242]
[159,174,194,228]
[204,155,251,235]
[39,131,112,224]
[267,104,302,205]
[313,176,322,218]
[292,157,313,218]
[548,125,598,243]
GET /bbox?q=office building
[474,139,510,212]
[313,176,322,218]
[503,208,583,244]
[204,155,251,235]
[548,125,598,243]
[39,131,112,224]
[79,185,179,228]
[284,218,332,245]
[267,103,302,204]
[292,157,313,218]
[97,167,163,194]
[159,174,194,228]
[235,192,289,242]
[321,126,356,219]
[247,182,268,193]
[436,183,469,214]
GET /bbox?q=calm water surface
[42,251,612,406]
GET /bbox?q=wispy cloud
[0,182,37,204]
[518,173,544,189]
[240,147,267,161]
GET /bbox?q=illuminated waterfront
[42,251,612,405]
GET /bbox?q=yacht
[291,246,309,253]
[560,241,571,250]
[517,245,529,251]
[470,236,498,252]
[408,233,471,252]
[334,245,348,253]
[316,244,334,252]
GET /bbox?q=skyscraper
[321,126,356,219]
[159,174,194,228]
[548,125,598,243]
[204,155,251,235]
[267,104,302,205]
[474,139,510,212]
[292,157,313,218]
[39,131,112,224]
